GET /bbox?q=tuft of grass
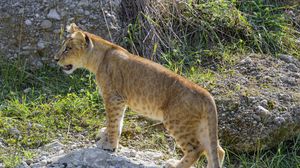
[223,135,300,168]
[0,58,104,167]
[120,0,300,72]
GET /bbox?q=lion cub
[54,23,224,168]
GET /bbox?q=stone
[78,0,89,7]
[44,140,64,151]
[275,117,285,125]
[84,10,90,16]
[279,54,295,64]
[252,114,261,121]
[255,105,270,117]
[40,159,47,166]
[16,161,30,168]
[240,57,253,65]
[47,9,61,20]
[37,40,46,50]
[287,63,298,72]
[30,163,42,168]
[25,19,32,26]
[259,99,268,108]
[41,20,52,29]
[25,159,33,165]
[0,138,6,148]
[49,147,160,168]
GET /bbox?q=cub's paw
[96,127,117,152]
[163,159,178,168]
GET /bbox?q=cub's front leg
[97,95,126,152]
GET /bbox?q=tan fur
[54,23,224,168]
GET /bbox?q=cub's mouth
[62,64,73,71]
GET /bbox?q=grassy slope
[0,59,299,168]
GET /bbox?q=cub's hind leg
[163,118,204,168]
[205,145,224,168]
[97,95,126,151]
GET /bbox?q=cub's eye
[63,46,72,53]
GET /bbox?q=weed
[121,0,300,72]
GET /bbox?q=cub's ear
[71,31,94,50]
[84,34,94,51]
[71,31,85,40]
[66,23,80,33]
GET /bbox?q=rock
[25,19,32,26]
[281,76,297,86]
[252,114,261,121]
[40,20,52,29]
[30,163,42,168]
[32,59,44,68]
[9,127,21,138]
[255,105,271,118]
[274,117,286,125]
[78,0,89,7]
[40,159,47,166]
[16,161,30,168]
[40,156,47,161]
[259,100,268,108]
[23,88,32,94]
[37,40,46,50]
[216,54,300,152]
[0,0,122,64]
[44,140,64,151]
[240,57,253,65]
[47,9,61,20]
[48,147,161,168]
[25,159,33,165]
[287,63,298,72]
[279,54,295,63]
[58,150,64,155]
[84,10,90,16]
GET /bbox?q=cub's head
[54,23,93,74]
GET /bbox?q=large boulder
[212,54,300,152]
[17,141,164,168]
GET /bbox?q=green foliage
[236,0,299,55]
[224,135,300,168]
[122,0,300,72]
[0,58,104,167]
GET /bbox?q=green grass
[0,58,104,167]
[0,57,299,168]
[121,0,300,70]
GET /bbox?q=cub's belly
[128,102,163,121]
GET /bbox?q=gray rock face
[49,147,160,168]
[18,140,163,168]
[0,0,122,65]
[215,54,300,152]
